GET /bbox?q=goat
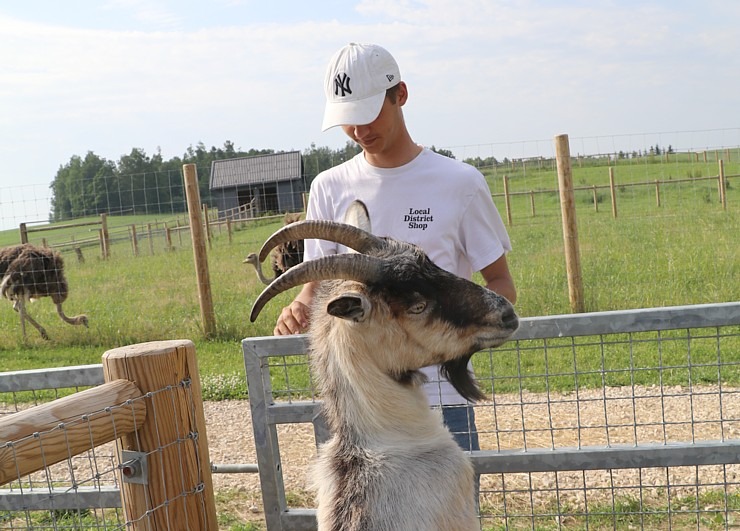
[244,211,304,285]
[250,202,518,531]
[0,243,89,340]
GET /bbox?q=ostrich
[0,244,89,340]
[243,211,304,284]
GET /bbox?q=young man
[274,42,516,451]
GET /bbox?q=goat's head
[250,207,518,402]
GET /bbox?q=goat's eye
[408,301,427,314]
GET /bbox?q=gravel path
[4,385,737,528]
[205,385,740,526]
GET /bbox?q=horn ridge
[257,220,386,263]
[250,254,386,322]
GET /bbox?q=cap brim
[321,91,386,131]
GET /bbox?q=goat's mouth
[474,333,516,351]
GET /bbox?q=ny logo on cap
[334,73,352,97]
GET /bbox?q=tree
[430,145,456,159]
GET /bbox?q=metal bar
[512,302,740,340]
[211,463,258,474]
[280,509,318,530]
[0,364,104,393]
[0,487,121,511]
[473,440,740,474]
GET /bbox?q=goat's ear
[327,293,370,323]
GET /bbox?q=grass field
[0,152,738,394]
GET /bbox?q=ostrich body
[0,244,89,340]
[244,212,304,284]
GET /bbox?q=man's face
[340,87,405,157]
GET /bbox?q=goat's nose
[501,306,519,330]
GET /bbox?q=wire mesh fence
[0,341,217,530]
[244,302,740,531]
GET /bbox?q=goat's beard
[440,354,485,402]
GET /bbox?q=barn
[209,151,305,217]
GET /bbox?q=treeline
[49,140,362,222]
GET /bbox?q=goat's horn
[257,220,386,263]
[250,254,386,322]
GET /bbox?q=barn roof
[209,151,302,190]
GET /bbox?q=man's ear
[397,81,409,106]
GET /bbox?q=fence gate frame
[243,302,740,531]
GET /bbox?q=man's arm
[274,281,319,335]
[480,254,517,304]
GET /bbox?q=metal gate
[244,302,740,530]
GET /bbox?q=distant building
[209,151,305,217]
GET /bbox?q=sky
[1,0,739,230]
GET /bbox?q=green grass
[0,154,738,400]
[480,489,740,530]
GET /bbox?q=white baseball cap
[321,43,401,131]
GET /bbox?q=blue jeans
[441,404,481,523]
[441,404,480,452]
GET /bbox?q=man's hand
[273,282,317,335]
[274,300,311,335]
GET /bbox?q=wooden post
[183,164,216,337]
[529,190,536,217]
[100,213,110,259]
[592,185,599,212]
[503,175,513,226]
[609,167,618,219]
[131,224,139,257]
[554,134,585,313]
[0,379,146,486]
[98,228,106,259]
[655,180,661,207]
[147,223,154,255]
[165,224,173,252]
[19,222,28,244]
[103,340,217,531]
[718,159,727,210]
[202,205,212,250]
[226,218,233,244]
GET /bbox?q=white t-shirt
[305,147,511,405]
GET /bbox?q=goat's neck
[312,337,446,444]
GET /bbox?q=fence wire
[244,304,740,530]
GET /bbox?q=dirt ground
[205,384,740,528]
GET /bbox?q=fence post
[203,205,213,250]
[655,180,661,207]
[592,185,599,212]
[183,164,216,337]
[102,340,218,531]
[529,190,536,217]
[147,223,154,255]
[503,175,513,226]
[165,224,173,252]
[101,213,110,259]
[554,134,585,313]
[718,160,727,210]
[609,167,618,219]
[19,223,28,244]
[130,224,139,257]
